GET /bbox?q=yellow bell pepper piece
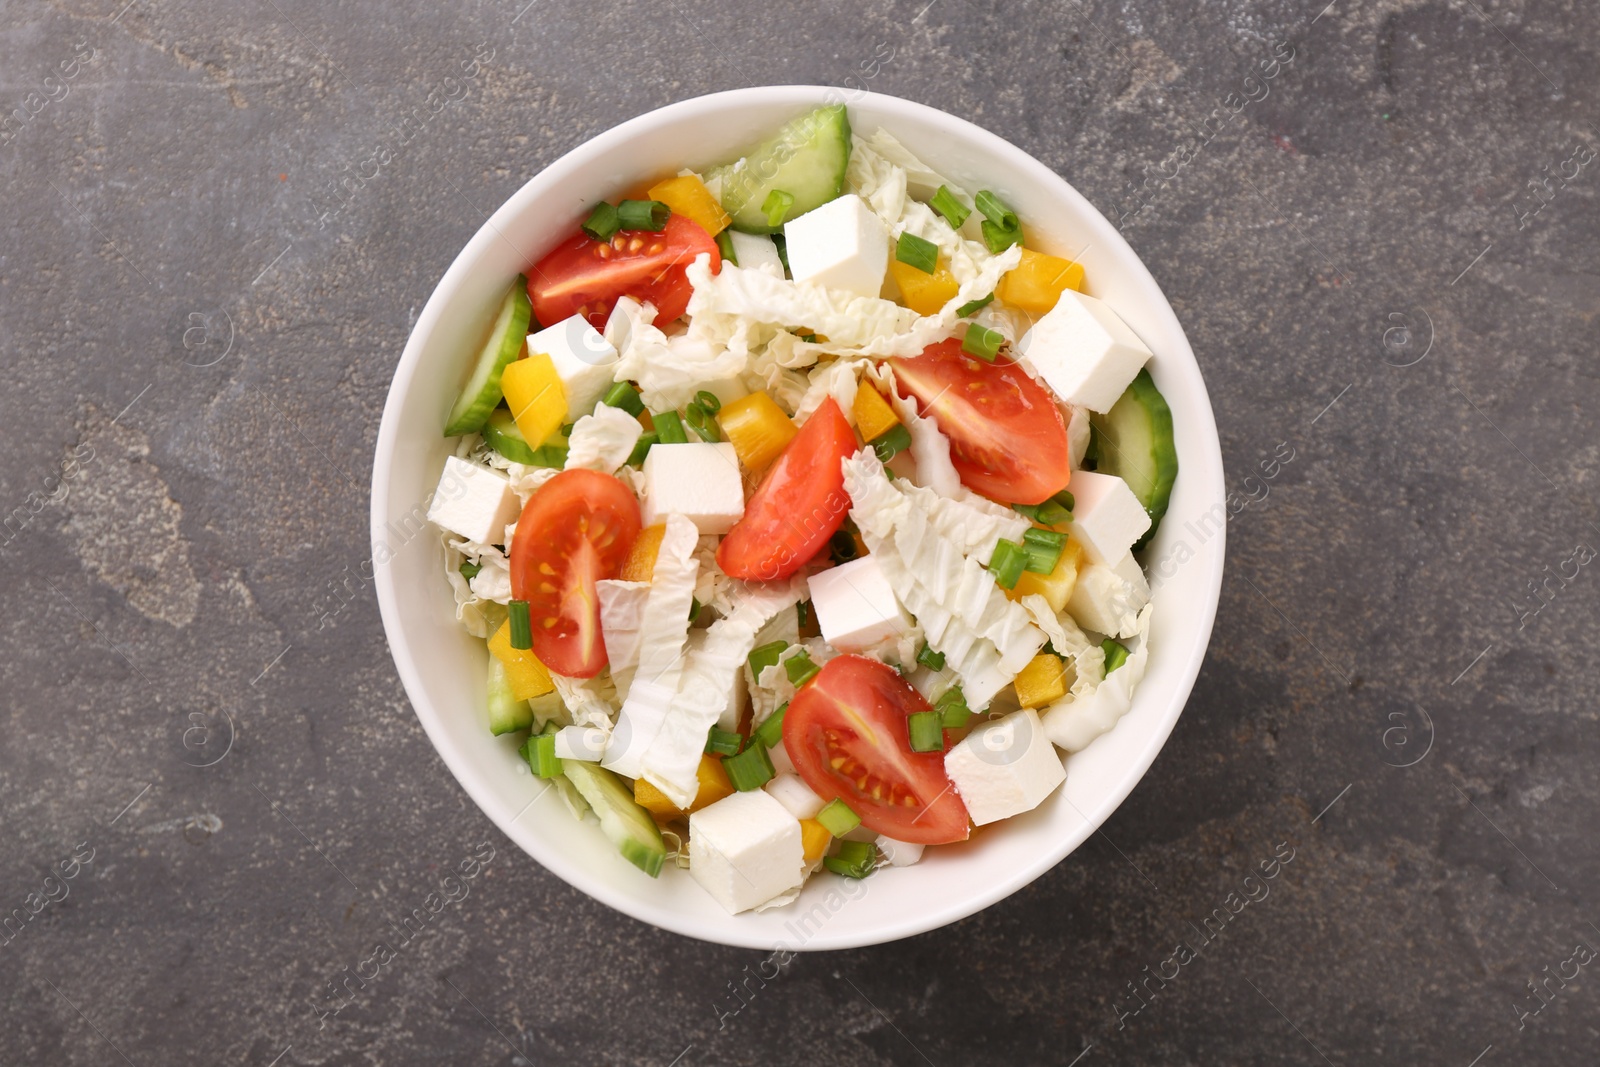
[621,523,666,583]
[852,381,901,444]
[799,818,832,863]
[888,258,961,316]
[647,174,731,236]
[1014,652,1067,708]
[500,352,566,449]
[996,247,1085,315]
[1006,533,1082,614]
[633,755,736,820]
[717,391,797,473]
[487,621,555,700]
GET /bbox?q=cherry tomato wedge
[716,397,855,582]
[527,214,720,330]
[889,337,1072,505]
[783,655,971,845]
[508,469,642,677]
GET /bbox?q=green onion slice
[582,202,621,242]
[824,839,876,879]
[653,409,688,444]
[935,685,972,729]
[988,539,1026,589]
[981,220,1021,254]
[715,227,737,265]
[508,599,532,649]
[705,727,743,757]
[1102,638,1130,675]
[974,190,1019,230]
[617,198,670,231]
[693,390,722,415]
[723,743,776,791]
[626,431,657,467]
[816,798,860,837]
[829,529,860,564]
[930,185,971,228]
[1022,527,1067,574]
[752,703,787,750]
[521,733,562,778]
[685,402,721,443]
[956,292,994,317]
[459,561,482,581]
[748,640,787,678]
[870,422,913,463]
[895,232,939,274]
[908,710,945,753]
[916,644,945,671]
[962,322,1005,362]
[784,650,820,687]
[602,381,644,416]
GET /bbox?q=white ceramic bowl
[372,86,1224,950]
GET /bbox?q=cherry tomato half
[528,214,719,330]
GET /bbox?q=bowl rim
[372,84,1225,949]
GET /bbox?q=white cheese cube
[944,708,1066,826]
[427,457,521,544]
[1068,471,1151,566]
[526,315,619,422]
[1108,550,1150,600]
[727,231,786,278]
[764,773,826,820]
[807,555,911,654]
[641,442,745,534]
[553,725,606,762]
[783,193,889,299]
[1066,562,1147,639]
[688,790,805,914]
[1018,290,1152,412]
[877,836,925,867]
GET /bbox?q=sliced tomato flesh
[890,337,1072,505]
[508,469,642,677]
[716,396,856,582]
[783,655,971,845]
[528,214,719,330]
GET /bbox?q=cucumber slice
[561,760,667,878]
[1090,369,1177,551]
[483,408,539,464]
[710,105,852,234]
[443,276,533,437]
[486,656,534,736]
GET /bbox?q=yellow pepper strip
[888,258,961,316]
[852,381,901,444]
[487,621,555,700]
[996,247,1085,315]
[647,174,732,236]
[1014,653,1067,709]
[799,818,832,863]
[717,391,797,473]
[622,523,666,583]
[634,755,737,820]
[499,352,566,448]
[1007,533,1082,614]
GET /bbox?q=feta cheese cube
[526,315,620,422]
[727,231,786,278]
[427,457,521,544]
[1018,290,1152,412]
[1108,550,1150,600]
[944,708,1066,826]
[1066,561,1147,639]
[553,725,606,762]
[641,442,745,534]
[765,773,826,820]
[877,836,925,867]
[689,790,805,914]
[807,555,911,654]
[1068,471,1151,566]
[783,194,889,299]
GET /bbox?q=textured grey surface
[2,0,1598,1063]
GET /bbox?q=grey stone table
[3,0,1597,1063]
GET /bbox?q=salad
[425,105,1178,914]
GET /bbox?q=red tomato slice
[527,215,719,330]
[508,470,642,677]
[783,656,971,845]
[889,337,1072,505]
[716,397,855,582]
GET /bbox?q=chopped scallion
[962,322,1005,362]
[816,798,860,837]
[762,189,795,228]
[617,198,670,231]
[520,733,562,778]
[824,839,875,879]
[685,401,721,442]
[715,227,737,265]
[752,703,787,750]
[935,686,972,729]
[602,381,644,416]
[916,644,945,671]
[981,219,1022,254]
[748,640,787,678]
[870,422,913,462]
[784,650,820,687]
[508,599,532,649]
[988,538,1026,589]
[930,184,971,228]
[1054,489,1075,512]
[693,390,722,415]
[1102,638,1130,675]
[459,561,482,581]
[956,292,994,317]
[626,430,657,467]
[653,409,688,444]
[1013,498,1071,526]
[1022,527,1067,574]
[908,710,945,752]
[723,742,776,791]
[705,726,743,757]
[895,231,939,274]
[771,232,791,275]
[796,599,811,631]
[974,190,1019,230]
[581,201,621,242]
[688,597,702,624]
[829,529,860,564]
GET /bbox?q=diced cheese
[877,836,925,867]
[427,456,521,544]
[1043,605,1151,752]
[553,725,607,762]
[1066,471,1151,566]
[688,790,805,914]
[564,405,643,473]
[765,773,826,820]
[1065,404,1092,469]
[727,231,786,278]
[944,708,1066,825]
[1108,550,1151,600]
[783,193,890,299]
[526,315,620,422]
[807,555,911,654]
[1067,560,1147,639]
[641,442,746,535]
[1017,289,1153,413]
